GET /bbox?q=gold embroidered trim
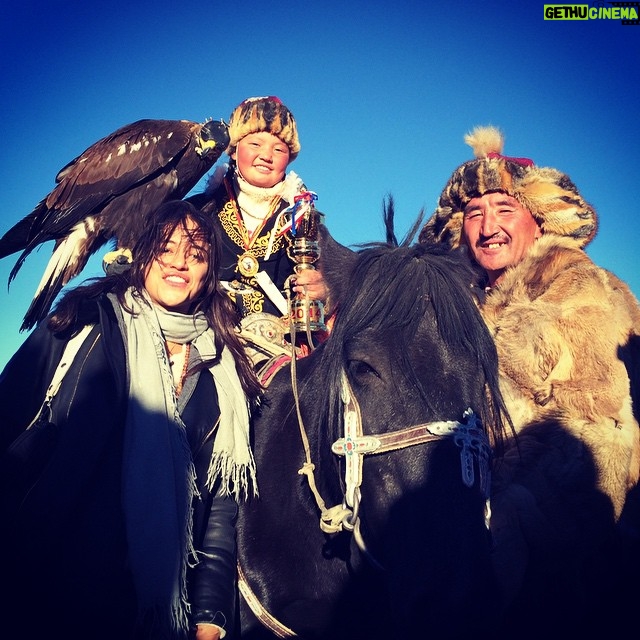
[218,201,288,257]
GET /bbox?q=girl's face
[144,218,209,314]
[233,131,291,188]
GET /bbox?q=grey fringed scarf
[109,289,256,637]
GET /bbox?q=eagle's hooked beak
[197,119,230,158]
[196,138,219,158]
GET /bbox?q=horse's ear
[318,223,356,311]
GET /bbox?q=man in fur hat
[420,127,640,631]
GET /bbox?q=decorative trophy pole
[287,192,326,334]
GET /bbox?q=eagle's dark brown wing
[0,118,229,330]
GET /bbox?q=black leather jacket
[0,294,237,638]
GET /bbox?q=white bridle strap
[332,371,491,509]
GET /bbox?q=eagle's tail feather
[20,225,96,331]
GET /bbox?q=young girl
[188,96,329,360]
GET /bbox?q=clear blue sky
[1,0,638,368]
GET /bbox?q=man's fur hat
[227,96,300,160]
[419,126,598,248]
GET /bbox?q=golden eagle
[0,118,229,330]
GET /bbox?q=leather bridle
[324,370,492,552]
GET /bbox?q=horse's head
[311,221,509,629]
[238,208,509,638]
[318,223,509,451]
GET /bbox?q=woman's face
[144,218,209,314]
[232,131,291,188]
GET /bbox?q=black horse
[235,208,513,639]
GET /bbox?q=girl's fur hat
[227,96,300,160]
[419,126,598,248]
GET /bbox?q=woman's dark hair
[49,200,262,401]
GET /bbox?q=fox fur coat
[482,233,640,626]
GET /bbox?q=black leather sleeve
[189,492,239,635]
[183,367,240,635]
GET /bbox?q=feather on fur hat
[227,96,300,160]
[419,126,598,248]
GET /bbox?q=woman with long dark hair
[0,200,262,639]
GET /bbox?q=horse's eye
[348,360,381,380]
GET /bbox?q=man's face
[462,192,541,286]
